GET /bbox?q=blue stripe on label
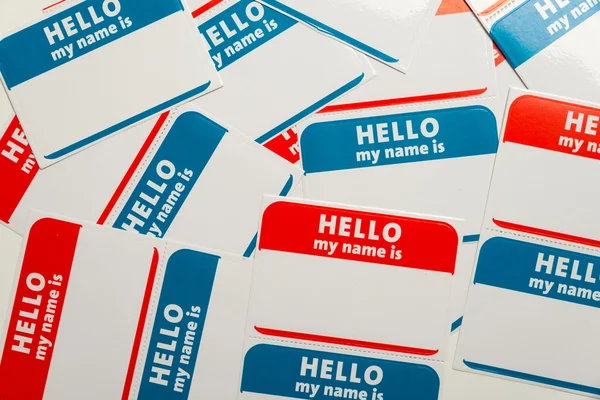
[463,235,480,243]
[300,106,498,174]
[451,317,463,332]
[474,237,600,308]
[0,0,184,89]
[255,73,366,144]
[113,110,226,237]
[242,173,295,258]
[139,249,219,399]
[464,360,600,396]
[490,0,600,68]
[198,0,296,71]
[44,81,211,160]
[243,234,258,258]
[260,0,399,63]
[241,344,440,399]
[278,173,295,196]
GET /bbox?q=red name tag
[0,116,39,224]
[263,128,300,164]
[259,201,459,274]
[0,218,80,400]
[504,95,600,161]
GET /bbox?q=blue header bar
[241,344,440,399]
[491,0,600,68]
[0,0,184,89]
[301,106,498,174]
[113,111,226,237]
[197,0,296,71]
[475,237,600,308]
[139,249,219,399]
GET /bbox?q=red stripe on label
[259,201,459,274]
[192,0,226,18]
[263,128,300,164]
[479,0,511,16]
[121,248,160,400]
[97,112,169,225]
[42,0,66,11]
[0,218,81,400]
[318,88,488,114]
[503,95,600,161]
[0,116,39,224]
[255,326,439,356]
[436,0,471,15]
[493,219,600,249]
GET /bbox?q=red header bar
[0,218,81,400]
[504,95,600,161]
[259,201,459,274]
[263,128,300,164]
[0,116,39,224]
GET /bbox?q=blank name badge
[0,0,222,168]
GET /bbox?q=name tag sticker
[190,0,374,163]
[466,0,600,103]
[0,213,252,399]
[321,0,496,115]
[0,104,302,258]
[239,197,462,400]
[0,0,222,168]
[295,2,499,331]
[0,116,38,224]
[256,0,442,72]
[455,88,600,397]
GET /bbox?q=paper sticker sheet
[0,0,221,167]
[296,2,499,332]
[0,105,302,257]
[467,0,600,103]
[0,214,252,399]
[256,0,443,72]
[456,88,600,397]
[189,0,374,163]
[239,197,462,400]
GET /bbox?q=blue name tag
[197,0,296,71]
[242,345,440,400]
[0,0,185,89]
[300,106,498,174]
[138,249,219,399]
[491,0,600,68]
[113,111,226,237]
[475,237,600,308]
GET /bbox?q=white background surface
[0,1,592,398]
[0,223,590,400]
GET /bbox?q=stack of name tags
[0,0,598,399]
